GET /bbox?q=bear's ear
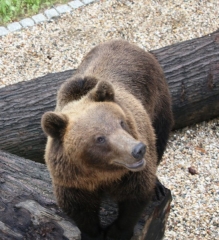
[89,81,115,102]
[57,75,98,109]
[41,112,68,139]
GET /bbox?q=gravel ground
[158,119,219,240]
[0,0,219,239]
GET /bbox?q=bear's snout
[132,142,146,160]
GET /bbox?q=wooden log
[152,30,219,129]
[0,30,219,162]
[0,150,172,240]
[0,70,74,163]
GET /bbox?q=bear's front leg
[55,186,104,240]
[105,199,149,240]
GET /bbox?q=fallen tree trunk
[152,30,219,130]
[0,150,172,240]
[0,70,73,163]
[0,30,219,162]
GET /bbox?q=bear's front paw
[153,178,166,202]
[105,223,133,240]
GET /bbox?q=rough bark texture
[152,30,219,129]
[0,30,219,162]
[0,150,171,240]
[0,70,74,163]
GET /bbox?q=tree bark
[0,150,171,240]
[0,30,219,162]
[0,70,74,163]
[152,30,219,129]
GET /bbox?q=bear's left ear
[89,81,115,102]
[41,112,68,139]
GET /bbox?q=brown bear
[41,40,173,240]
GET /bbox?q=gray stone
[0,27,9,36]
[7,22,22,32]
[20,18,35,28]
[44,8,59,19]
[32,14,47,24]
[68,0,84,9]
[82,0,95,4]
[56,4,72,14]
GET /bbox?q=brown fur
[56,40,173,161]
[41,40,173,239]
[44,97,157,193]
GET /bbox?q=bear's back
[77,40,170,121]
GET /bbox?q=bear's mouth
[113,158,146,172]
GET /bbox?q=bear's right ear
[89,81,115,102]
[57,75,98,109]
[41,112,68,139]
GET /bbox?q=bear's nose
[132,142,146,160]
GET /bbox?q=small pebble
[188,167,198,175]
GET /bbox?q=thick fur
[41,40,173,240]
[56,40,173,163]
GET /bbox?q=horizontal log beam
[152,29,219,129]
[0,30,219,162]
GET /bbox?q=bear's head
[41,80,149,190]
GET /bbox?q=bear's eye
[120,120,125,129]
[96,136,106,144]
